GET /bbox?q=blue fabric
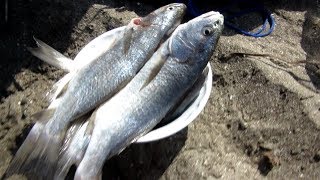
[177,0,275,37]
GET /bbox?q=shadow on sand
[64,128,188,180]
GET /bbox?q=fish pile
[5,3,224,180]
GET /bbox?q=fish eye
[167,7,174,10]
[202,26,214,36]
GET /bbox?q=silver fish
[6,3,186,179]
[73,11,224,179]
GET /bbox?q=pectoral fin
[84,116,95,136]
[139,50,169,91]
[32,109,55,124]
[122,26,135,55]
[46,72,74,103]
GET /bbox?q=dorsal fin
[84,116,95,136]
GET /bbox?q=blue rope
[177,0,275,37]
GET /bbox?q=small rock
[259,142,275,151]
[290,149,300,156]
[313,151,320,162]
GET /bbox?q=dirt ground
[0,0,320,179]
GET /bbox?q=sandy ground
[0,0,319,179]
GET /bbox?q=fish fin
[31,109,55,124]
[139,53,168,91]
[84,117,95,136]
[5,123,43,179]
[54,158,73,180]
[55,122,84,180]
[162,67,208,123]
[29,37,74,72]
[46,73,73,103]
[74,173,102,180]
[122,26,134,55]
[5,123,66,179]
[55,120,90,180]
[60,112,91,153]
[45,73,74,104]
[60,121,83,154]
[202,66,209,77]
[55,81,69,99]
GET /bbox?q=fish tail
[28,37,74,72]
[74,144,106,180]
[54,156,74,180]
[6,124,65,180]
[54,148,83,180]
[5,123,43,177]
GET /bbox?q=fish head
[169,11,224,64]
[138,3,186,35]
